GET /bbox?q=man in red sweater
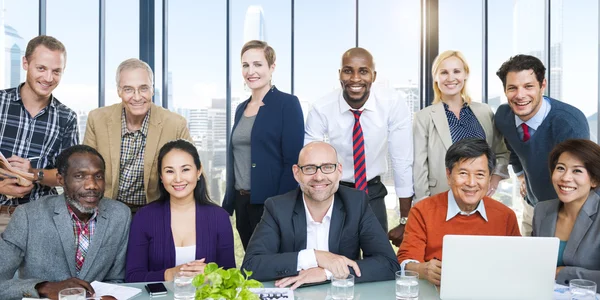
[398,138,520,286]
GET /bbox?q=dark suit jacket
[241,186,400,283]
[532,192,600,286]
[0,195,131,300]
[222,87,304,214]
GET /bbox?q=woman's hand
[164,258,206,281]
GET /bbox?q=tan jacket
[413,102,509,201]
[83,103,192,203]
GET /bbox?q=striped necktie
[351,110,368,193]
[521,123,531,142]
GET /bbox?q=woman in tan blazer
[413,50,509,201]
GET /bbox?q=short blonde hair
[115,58,154,88]
[240,40,276,67]
[431,50,471,104]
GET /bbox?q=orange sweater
[397,191,521,263]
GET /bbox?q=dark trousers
[234,191,265,250]
[341,177,388,232]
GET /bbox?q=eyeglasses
[298,163,337,175]
[120,85,151,95]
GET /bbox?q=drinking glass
[331,274,355,300]
[395,270,419,300]
[174,271,196,299]
[570,279,597,300]
[58,287,86,300]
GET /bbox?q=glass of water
[331,274,355,300]
[396,270,419,300]
[58,287,86,300]
[174,271,196,300]
[570,279,597,300]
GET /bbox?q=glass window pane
[231,0,291,103]
[47,1,99,142]
[554,0,598,142]
[105,0,139,106]
[295,0,355,115]
[1,0,39,89]
[168,0,226,201]
[488,0,545,109]
[439,0,483,102]
[359,0,421,231]
[488,0,546,229]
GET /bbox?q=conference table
[122,279,441,299]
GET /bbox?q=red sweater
[397,191,521,263]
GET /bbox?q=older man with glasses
[83,58,192,212]
[242,141,399,289]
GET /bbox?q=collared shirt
[515,96,552,139]
[296,195,334,278]
[117,109,150,206]
[66,203,98,272]
[443,102,486,143]
[446,189,488,222]
[0,83,79,205]
[305,87,414,197]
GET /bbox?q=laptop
[440,235,559,300]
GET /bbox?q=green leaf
[204,262,219,274]
[243,269,253,279]
[192,274,205,287]
[245,279,263,288]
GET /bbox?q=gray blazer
[532,192,600,286]
[0,195,131,300]
[242,186,400,283]
[413,102,509,201]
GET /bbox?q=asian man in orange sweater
[397,138,520,286]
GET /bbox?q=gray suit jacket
[532,192,600,285]
[241,186,400,283]
[0,195,131,300]
[413,102,509,201]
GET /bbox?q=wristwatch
[34,169,44,183]
[399,217,408,225]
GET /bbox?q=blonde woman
[413,50,509,201]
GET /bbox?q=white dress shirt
[305,86,414,197]
[296,195,334,279]
[446,189,488,221]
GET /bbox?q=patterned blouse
[443,102,486,143]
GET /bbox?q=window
[294,0,355,115]
[1,0,38,90]
[47,0,99,142]
[167,1,227,207]
[105,0,139,106]
[439,0,483,102]
[553,0,598,142]
[488,0,546,227]
[359,0,421,230]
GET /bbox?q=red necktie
[522,123,531,142]
[351,110,368,193]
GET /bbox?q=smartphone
[145,283,168,296]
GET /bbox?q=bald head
[341,47,375,70]
[298,141,338,165]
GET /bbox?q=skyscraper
[2,24,25,89]
[243,5,267,43]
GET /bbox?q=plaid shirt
[67,203,98,272]
[117,109,149,206]
[0,84,79,205]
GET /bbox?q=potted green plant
[192,262,263,300]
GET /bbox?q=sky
[2,0,598,118]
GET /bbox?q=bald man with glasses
[242,142,399,289]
